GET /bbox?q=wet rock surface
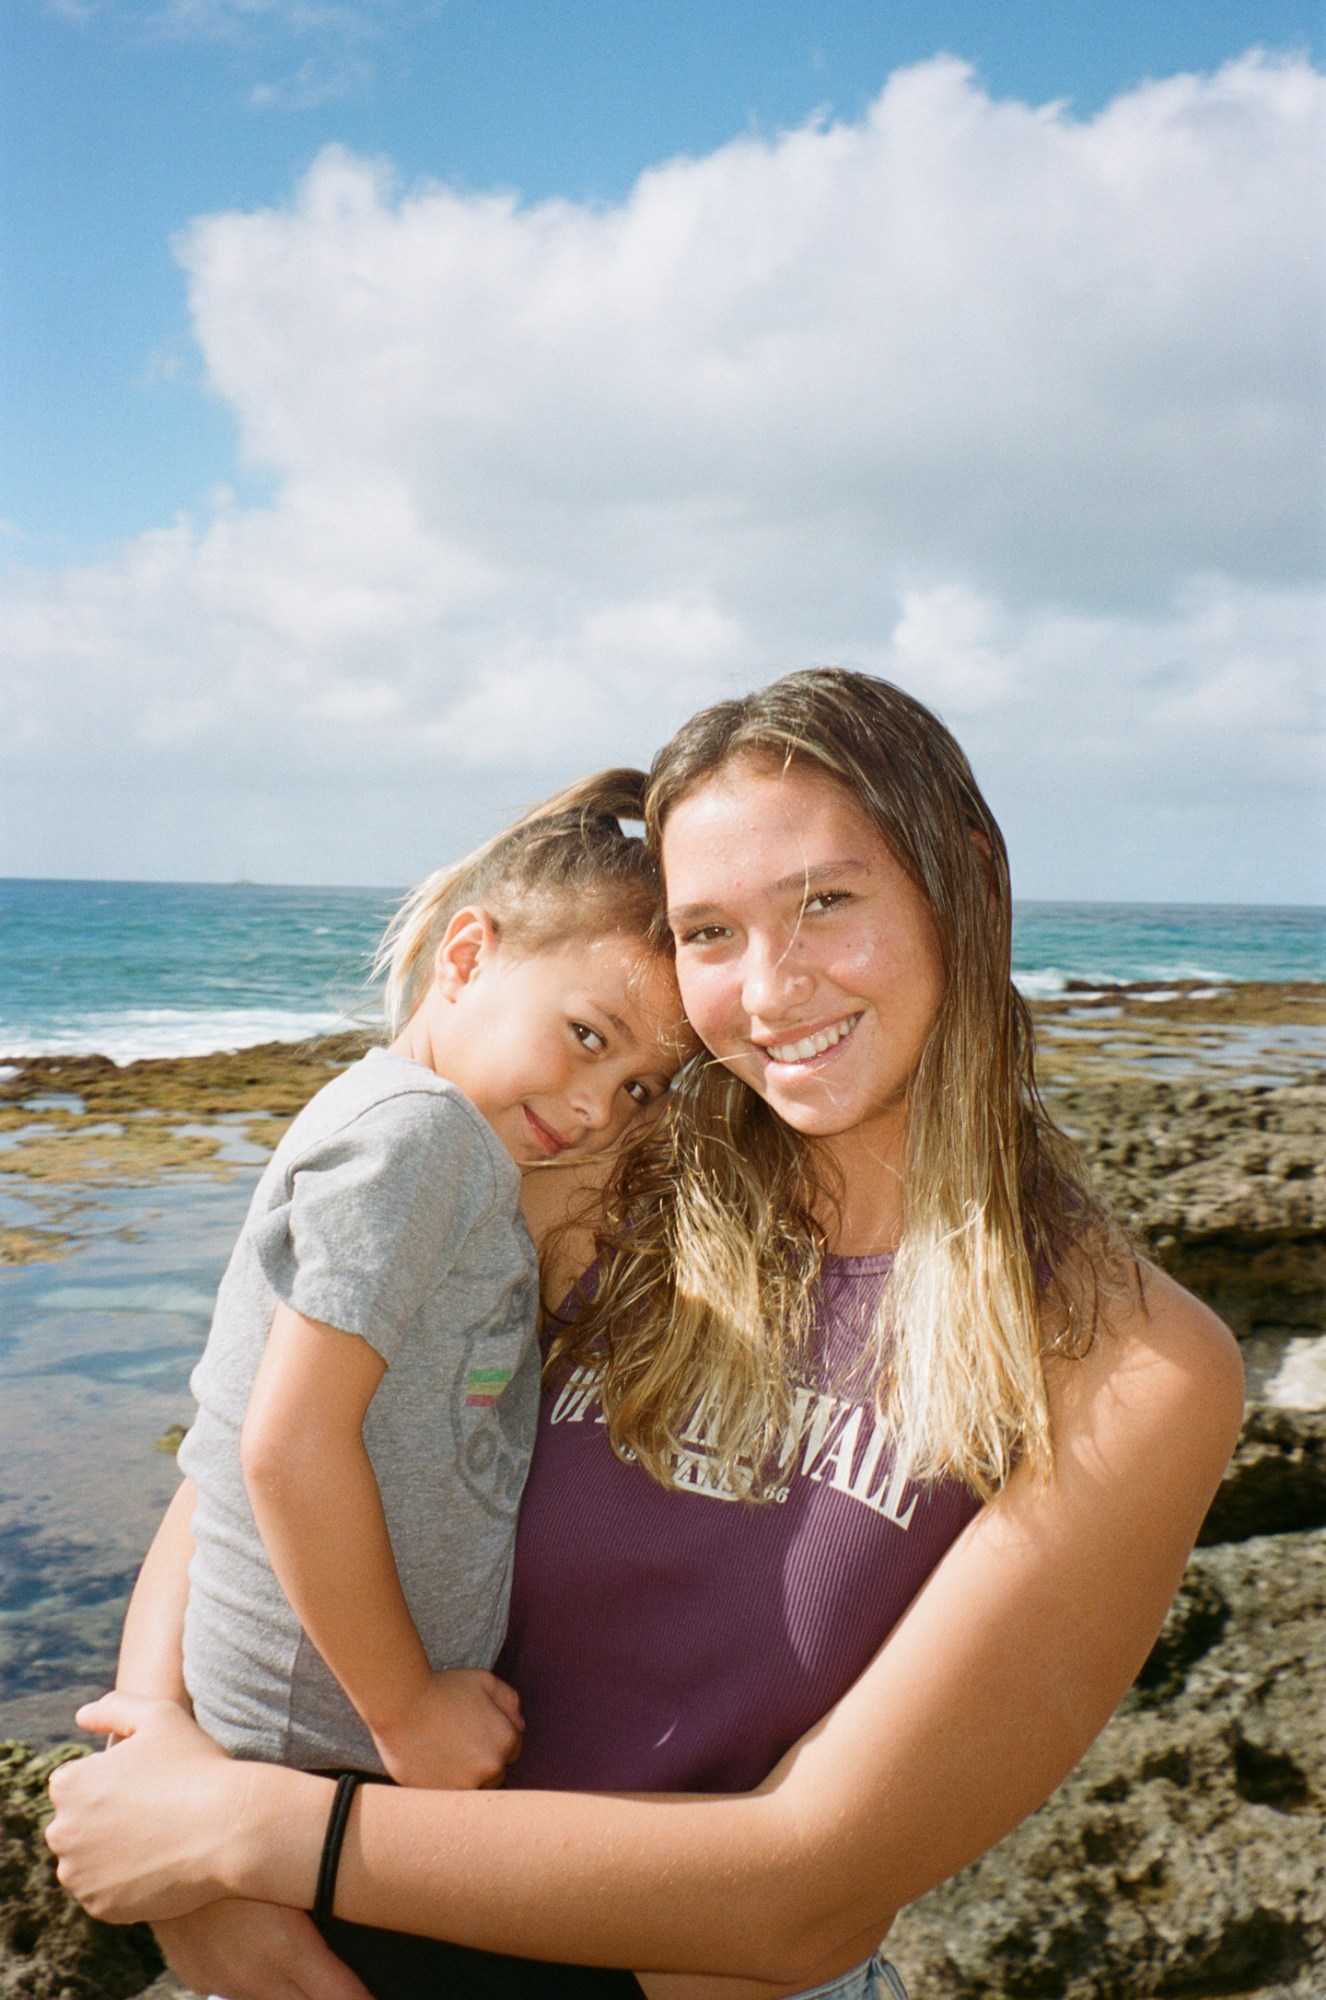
[0,1744,163,2000]
[0,1037,368,1268]
[887,1532,1326,1999]
[0,1037,369,1127]
[1036,1013,1324,1350]
[1200,1406,1326,1545]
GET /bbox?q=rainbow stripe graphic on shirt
[466,1367,512,1408]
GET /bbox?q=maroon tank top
[497,1255,981,1794]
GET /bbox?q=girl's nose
[572,1077,619,1132]
[741,934,813,1019]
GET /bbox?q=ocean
[1,879,1323,1063]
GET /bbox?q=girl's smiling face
[661,758,946,1172]
[403,923,688,1170]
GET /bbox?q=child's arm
[241,1302,523,1790]
[113,1479,376,2000]
[116,1478,198,1705]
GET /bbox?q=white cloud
[50,0,414,107]
[885,587,1018,713]
[1,52,1321,895]
[139,0,403,41]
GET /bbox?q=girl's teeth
[767,1015,858,1063]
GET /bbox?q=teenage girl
[48,674,1243,2000]
[159,771,685,1966]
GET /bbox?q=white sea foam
[0,1006,355,1066]
[1012,969,1070,998]
[1014,965,1242,999]
[1149,967,1235,986]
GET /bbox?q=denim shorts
[791,1951,909,2000]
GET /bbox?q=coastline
[1,984,1323,1996]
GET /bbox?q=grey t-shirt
[178,1047,540,1772]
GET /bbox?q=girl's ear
[433,907,499,997]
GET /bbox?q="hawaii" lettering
[550,1368,917,1529]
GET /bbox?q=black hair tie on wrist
[313,1772,362,1925]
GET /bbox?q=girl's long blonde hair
[552,671,1126,1501]
[374,768,663,1038]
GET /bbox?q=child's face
[432,927,691,1169]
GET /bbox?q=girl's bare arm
[50,1266,1242,1987]
[116,1476,197,1703]
[111,1481,376,2000]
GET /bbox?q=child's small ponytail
[531,768,648,829]
[374,769,659,1036]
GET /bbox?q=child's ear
[433,907,499,997]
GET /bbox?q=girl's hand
[373,1667,525,1790]
[46,1691,255,1922]
[154,1900,373,2000]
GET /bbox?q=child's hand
[372,1668,524,1790]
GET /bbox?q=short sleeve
[247,1090,498,1363]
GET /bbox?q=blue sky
[1,0,1322,895]
[6,0,1320,558]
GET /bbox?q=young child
[177,772,687,1790]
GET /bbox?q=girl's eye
[624,1080,651,1106]
[677,923,730,946]
[803,891,850,916]
[572,1023,606,1053]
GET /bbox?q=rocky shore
[1,984,1323,1997]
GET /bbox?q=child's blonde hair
[374,769,663,1038]
[553,671,1130,1503]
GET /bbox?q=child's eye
[803,891,850,916]
[572,1023,607,1053]
[677,923,730,946]
[624,1079,652,1106]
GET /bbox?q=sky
[2,0,1323,899]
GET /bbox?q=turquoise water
[0,879,398,1061]
[1008,901,1325,998]
[0,1174,252,1732]
[0,879,1323,1062]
